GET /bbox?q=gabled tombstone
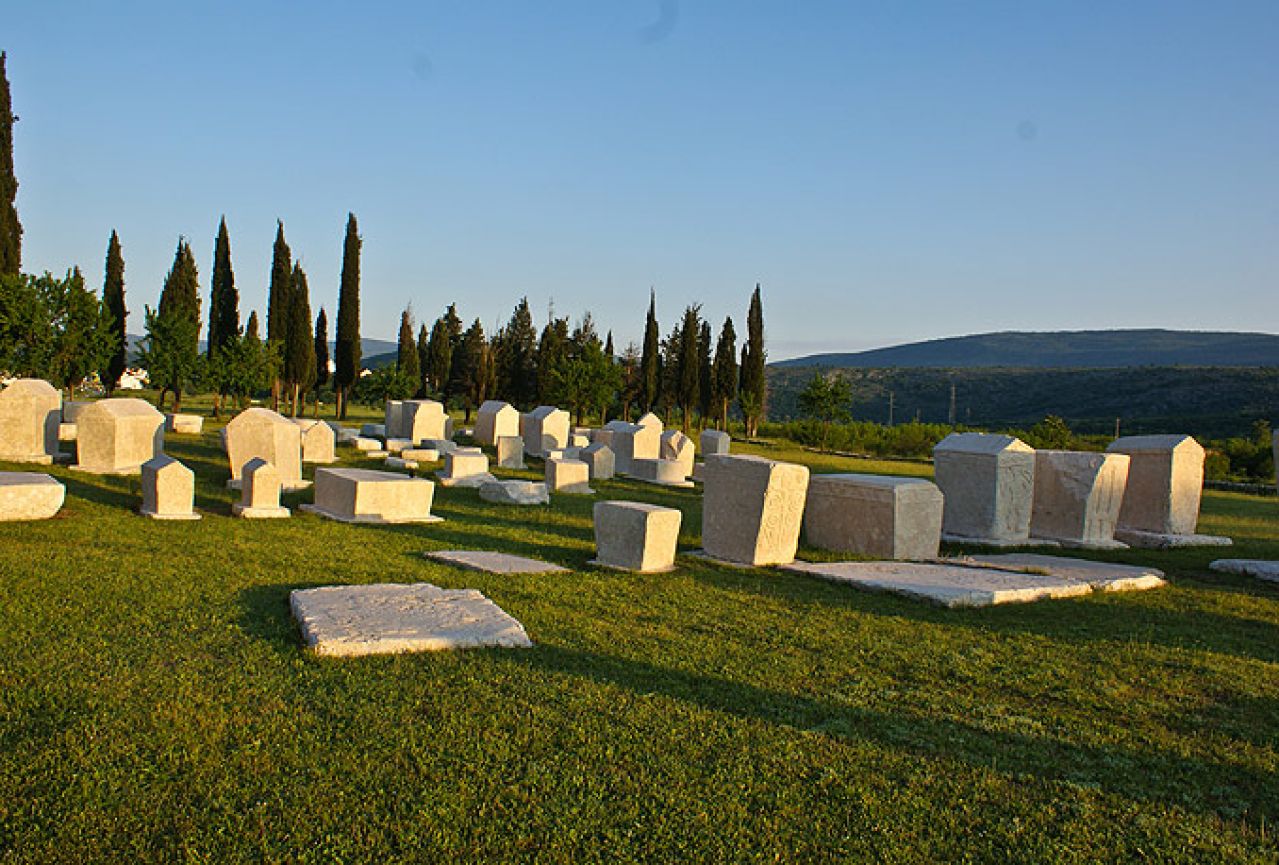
[293,418,337,464]
[75,398,165,475]
[524,406,569,457]
[139,455,200,520]
[933,432,1036,545]
[700,429,730,457]
[1105,435,1230,548]
[224,407,307,490]
[232,457,291,518]
[0,379,62,464]
[476,400,520,447]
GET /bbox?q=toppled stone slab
[0,472,65,521]
[783,560,1093,608]
[1210,559,1279,583]
[953,553,1166,593]
[479,479,549,506]
[290,583,533,656]
[1113,529,1232,549]
[424,550,568,575]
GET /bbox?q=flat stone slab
[1210,559,1279,583]
[1114,529,1232,549]
[436,471,498,489]
[290,583,533,656]
[0,472,65,521]
[951,553,1166,593]
[424,550,569,575]
[479,480,549,506]
[942,533,1060,549]
[783,560,1092,608]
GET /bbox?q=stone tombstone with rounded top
[139,455,200,520]
[496,435,525,469]
[702,454,810,566]
[604,420,660,476]
[1105,435,1205,536]
[0,472,65,521]
[0,378,62,463]
[524,406,569,457]
[661,430,695,477]
[225,407,306,490]
[700,429,731,457]
[75,398,165,475]
[293,418,337,464]
[475,400,520,447]
[1029,450,1130,548]
[301,467,441,524]
[933,432,1036,544]
[803,473,944,560]
[592,500,682,572]
[581,442,615,480]
[546,457,593,494]
[233,457,291,518]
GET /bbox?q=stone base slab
[424,550,568,575]
[299,504,443,525]
[138,507,202,521]
[232,503,291,519]
[783,560,1092,608]
[951,553,1166,593]
[227,479,311,492]
[942,533,1060,549]
[1210,559,1279,582]
[1114,530,1232,549]
[436,471,498,489]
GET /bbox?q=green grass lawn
[2,402,1277,862]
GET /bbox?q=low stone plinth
[784,560,1092,607]
[630,458,693,488]
[384,438,413,454]
[58,422,77,442]
[166,413,204,435]
[0,472,65,521]
[955,553,1166,593]
[436,452,496,488]
[301,468,442,524]
[479,480,549,506]
[1210,559,1279,583]
[401,448,440,462]
[384,456,418,471]
[424,550,568,574]
[803,473,943,560]
[354,436,382,452]
[546,458,593,494]
[1114,529,1232,549]
[290,583,532,656]
[232,458,290,519]
[591,501,682,572]
[139,455,200,520]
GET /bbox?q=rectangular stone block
[702,454,809,566]
[0,379,61,464]
[700,429,730,457]
[0,472,65,521]
[933,432,1035,543]
[476,400,520,447]
[546,458,593,494]
[496,435,525,469]
[630,457,693,487]
[166,413,204,434]
[436,451,494,488]
[400,400,447,443]
[803,473,943,560]
[1030,451,1130,548]
[604,420,660,475]
[1106,434,1205,535]
[301,468,441,523]
[591,500,682,572]
[75,398,165,475]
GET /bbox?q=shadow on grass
[507,642,1278,823]
[237,581,327,650]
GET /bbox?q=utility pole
[948,382,957,426]
[1114,417,1121,440]
[888,391,894,427]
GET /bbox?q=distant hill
[775,329,1279,369]
[125,335,396,363]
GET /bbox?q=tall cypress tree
[697,319,713,426]
[426,314,451,397]
[677,305,701,429]
[535,316,569,404]
[208,217,238,355]
[640,288,660,411]
[0,52,21,276]
[415,323,430,397]
[149,238,201,410]
[334,213,361,418]
[284,263,315,416]
[397,308,419,389]
[265,221,292,411]
[313,307,329,415]
[711,316,738,431]
[101,230,127,394]
[738,284,767,437]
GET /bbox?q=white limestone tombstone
[301,467,441,524]
[701,454,810,566]
[436,451,496,488]
[224,407,307,490]
[581,443,615,480]
[0,472,65,521]
[384,400,406,439]
[605,420,660,476]
[401,400,448,443]
[166,413,204,435]
[496,435,526,469]
[1105,434,1227,547]
[636,412,663,433]
[139,455,200,520]
[1029,451,1130,549]
[0,379,62,463]
[75,398,165,475]
[293,419,337,464]
[591,501,682,572]
[545,458,593,494]
[661,430,695,477]
[233,457,291,518]
[700,429,731,457]
[524,406,570,457]
[933,432,1036,545]
[630,458,694,487]
[476,400,520,447]
[803,473,944,560]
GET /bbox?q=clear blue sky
[6,1,1278,359]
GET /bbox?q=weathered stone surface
[61,401,92,424]
[436,452,496,488]
[360,423,386,439]
[591,500,682,572]
[700,429,731,457]
[58,422,76,442]
[384,401,406,438]
[803,473,943,560]
[293,419,337,464]
[354,436,382,452]
[384,438,413,454]
[400,448,440,462]
[636,412,663,433]
[301,468,441,524]
[1106,434,1205,536]
[75,398,165,475]
[479,479,550,505]
[0,379,61,464]
[140,455,200,520]
[604,420,660,475]
[496,435,525,469]
[476,400,520,447]
[933,432,1035,544]
[425,549,567,574]
[232,457,291,518]
[783,560,1092,607]
[1113,529,1232,549]
[545,458,593,494]
[1029,451,1130,548]
[422,438,459,456]
[571,433,591,448]
[592,428,615,448]
[1210,559,1279,583]
[702,454,809,566]
[290,583,532,656]
[524,406,569,457]
[444,417,455,440]
[224,408,306,489]
[630,458,694,488]
[384,456,418,471]
[166,413,204,435]
[956,553,1166,593]
[0,472,65,521]
[581,443,615,480]
[398,400,447,443]
[661,430,696,477]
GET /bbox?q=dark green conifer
[333,213,361,418]
[101,231,127,394]
[0,52,21,276]
[640,289,660,411]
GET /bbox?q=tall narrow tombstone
[1029,451,1130,549]
[933,432,1036,545]
[232,457,291,518]
[496,435,525,469]
[1105,434,1229,547]
[701,454,809,566]
[139,455,200,520]
[0,379,62,463]
[224,407,307,490]
[476,400,520,447]
[75,398,165,475]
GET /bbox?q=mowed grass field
[2,400,1277,863]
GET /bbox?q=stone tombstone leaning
[75,398,165,475]
[932,432,1036,544]
[0,378,62,463]
[701,454,810,566]
[1105,435,1206,536]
